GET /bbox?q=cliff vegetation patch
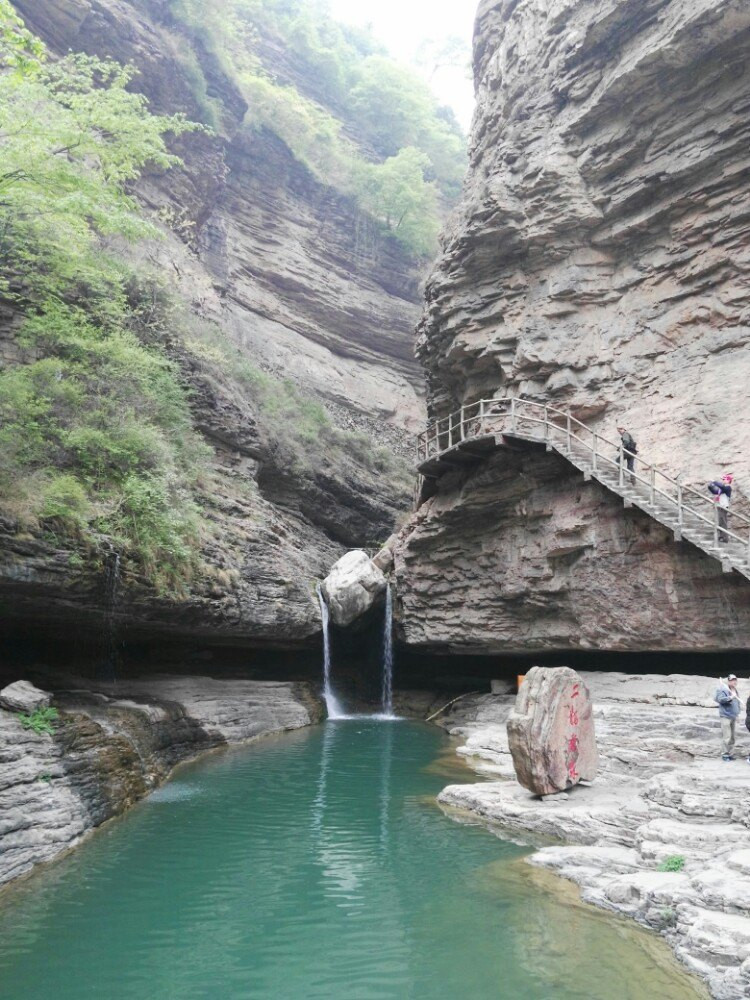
[0,2,208,592]
[169,0,466,256]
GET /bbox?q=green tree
[0,0,42,74]
[0,8,208,591]
[357,148,439,258]
[168,0,466,257]
[350,56,436,156]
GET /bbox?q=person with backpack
[715,674,741,760]
[616,426,637,486]
[707,473,733,543]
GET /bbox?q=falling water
[317,586,345,719]
[104,550,121,682]
[381,582,395,718]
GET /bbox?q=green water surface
[0,720,705,999]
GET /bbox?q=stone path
[436,673,750,1000]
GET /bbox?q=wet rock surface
[507,667,598,795]
[0,675,321,888]
[437,672,750,999]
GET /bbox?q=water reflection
[0,721,707,1000]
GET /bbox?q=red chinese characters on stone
[566,730,580,781]
[507,667,599,796]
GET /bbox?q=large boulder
[507,666,598,796]
[0,680,51,714]
[321,550,386,627]
[372,533,398,574]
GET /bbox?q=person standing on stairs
[616,426,637,486]
[708,474,733,543]
[715,673,741,760]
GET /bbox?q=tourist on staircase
[616,426,637,486]
[708,474,733,543]
[715,673,741,760]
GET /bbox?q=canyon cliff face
[1,0,425,646]
[396,0,750,653]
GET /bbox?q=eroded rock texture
[396,447,750,652]
[0,675,320,887]
[507,666,597,794]
[1,0,424,646]
[398,0,750,654]
[437,672,750,1000]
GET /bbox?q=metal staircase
[416,397,750,582]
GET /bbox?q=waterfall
[381,582,395,718]
[317,586,345,719]
[105,550,121,682]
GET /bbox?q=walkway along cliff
[393,0,750,657]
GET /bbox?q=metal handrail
[416,396,750,572]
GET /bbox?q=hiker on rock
[616,426,637,486]
[708,474,733,544]
[715,673,741,760]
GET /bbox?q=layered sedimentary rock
[398,0,750,653]
[0,675,321,887]
[436,672,750,1000]
[507,666,597,794]
[1,0,424,645]
[396,447,750,652]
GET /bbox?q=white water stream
[381,582,395,718]
[317,581,399,721]
[317,586,345,719]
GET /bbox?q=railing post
[618,444,624,488]
[592,433,598,474]
[650,466,655,507]
[714,504,719,548]
[510,398,517,433]
[544,407,549,445]
[566,413,571,453]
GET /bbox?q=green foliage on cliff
[183,316,412,488]
[0,6,208,591]
[168,0,465,256]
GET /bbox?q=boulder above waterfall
[507,667,598,796]
[321,550,386,627]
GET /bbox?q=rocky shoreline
[0,675,322,889]
[434,673,750,1000]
